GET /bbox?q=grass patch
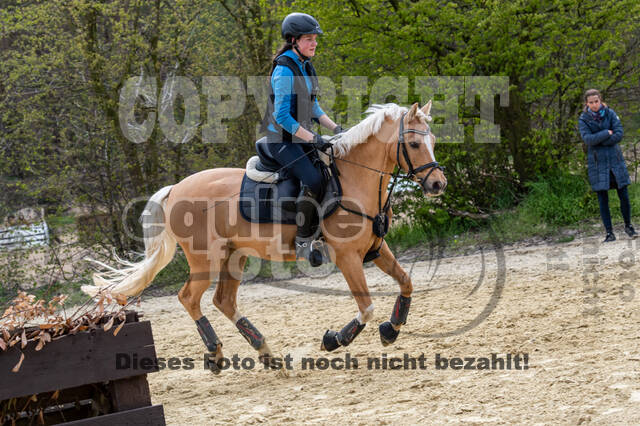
[46,214,76,229]
[386,223,429,252]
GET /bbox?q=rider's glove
[311,134,333,151]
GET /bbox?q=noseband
[397,111,445,188]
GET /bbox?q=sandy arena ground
[138,232,640,424]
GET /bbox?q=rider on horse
[260,12,344,263]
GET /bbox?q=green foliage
[519,172,598,226]
[2,0,640,292]
[389,173,617,251]
[386,222,429,252]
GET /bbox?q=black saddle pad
[239,167,342,225]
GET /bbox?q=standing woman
[261,12,342,262]
[579,89,637,242]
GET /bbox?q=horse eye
[409,141,421,148]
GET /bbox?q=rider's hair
[270,41,294,76]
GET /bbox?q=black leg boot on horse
[294,185,328,267]
[379,295,411,346]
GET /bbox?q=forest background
[1,0,640,303]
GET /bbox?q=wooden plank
[4,399,95,426]
[6,384,103,412]
[0,321,159,400]
[108,375,152,412]
[60,404,165,426]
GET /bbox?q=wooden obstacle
[0,312,165,425]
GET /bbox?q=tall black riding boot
[295,186,324,266]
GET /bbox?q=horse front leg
[372,241,412,346]
[321,252,375,352]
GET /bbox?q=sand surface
[137,233,640,424]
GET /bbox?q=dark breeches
[596,172,631,232]
[269,141,323,195]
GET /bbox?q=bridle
[332,111,445,245]
[396,111,445,188]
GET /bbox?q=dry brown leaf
[103,316,114,332]
[69,322,83,334]
[43,332,51,343]
[20,330,27,349]
[12,352,24,373]
[38,408,44,424]
[51,390,60,400]
[113,321,125,336]
[38,324,55,329]
[2,328,10,341]
[0,338,6,351]
[35,338,44,351]
[30,394,37,402]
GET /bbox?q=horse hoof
[259,353,279,370]
[204,352,222,375]
[379,321,399,347]
[320,329,341,352]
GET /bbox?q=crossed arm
[579,111,623,147]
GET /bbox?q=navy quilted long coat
[579,107,629,191]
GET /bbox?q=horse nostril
[432,181,441,192]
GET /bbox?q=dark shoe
[295,236,313,259]
[624,225,638,239]
[603,232,616,243]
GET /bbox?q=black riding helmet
[281,13,323,41]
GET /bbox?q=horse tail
[81,185,177,297]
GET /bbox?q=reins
[331,112,445,236]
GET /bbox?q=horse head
[393,101,447,197]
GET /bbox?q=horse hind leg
[177,254,224,374]
[213,252,277,368]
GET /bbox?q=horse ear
[421,100,432,116]
[407,102,419,121]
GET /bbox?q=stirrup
[295,237,328,267]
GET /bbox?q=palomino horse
[82,102,447,371]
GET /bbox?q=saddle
[239,137,342,225]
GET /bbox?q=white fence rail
[0,221,49,250]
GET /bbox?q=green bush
[519,172,598,226]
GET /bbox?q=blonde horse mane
[331,103,430,158]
